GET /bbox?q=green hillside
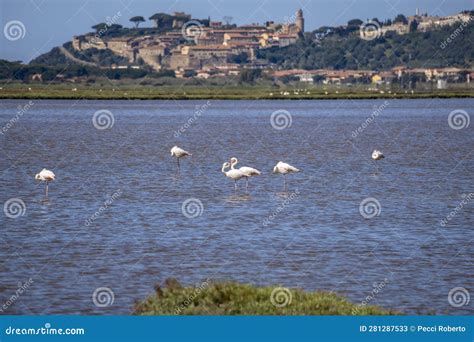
[257,21,474,70]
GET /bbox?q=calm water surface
[1,99,473,315]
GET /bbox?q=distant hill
[257,21,474,70]
[2,10,473,84]
[32,19,474,73]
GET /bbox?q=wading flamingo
[273,161,300,191]
[171,146,192,170]
[222,162,245,191]
[372,150,384,161]
[35,168,55,196]
[230,157,261,189]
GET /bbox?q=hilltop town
[1,8,473,93]
[67,9,472,78]
[71,9,305,75]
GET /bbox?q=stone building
[72,36,107,50]
[137,44,168,70]
[107,37,135,61]
[295,9,304,33]
[275,34,299,47]
[223,33,258,46]
[380,22,410,35]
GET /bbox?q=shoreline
[1,93,473,100]
[1,84,472,101]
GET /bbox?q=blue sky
[1,0,472,63]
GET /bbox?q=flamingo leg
[246,177,249,189]
[45,182,49,197]
[234,180,237,192]
[284,175,287,191]
[177,157,180,170]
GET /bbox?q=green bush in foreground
[134,279,398,315]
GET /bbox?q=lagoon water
[1,99,473,315]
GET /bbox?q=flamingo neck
[230,160,238,170]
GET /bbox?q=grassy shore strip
[134,279,398,315]
[0,87,472,100]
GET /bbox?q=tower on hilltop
[296,9,304,33]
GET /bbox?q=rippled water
[1,99,473,315]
